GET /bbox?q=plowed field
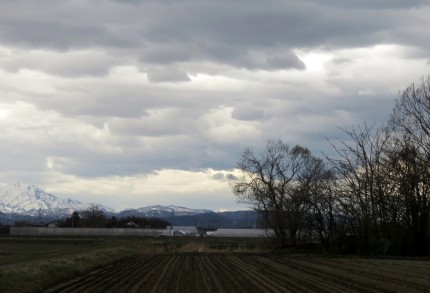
[47,253,430,293]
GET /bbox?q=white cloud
[42,168,244,211]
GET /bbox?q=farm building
[210,229,272,237]
[47,221,60,228]
[172,230,186,237]
[161,226,198,237]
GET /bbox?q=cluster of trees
[107,216,171,229]
[61,204,170,229]
[232,76,430,256]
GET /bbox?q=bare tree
[389,76,430,255]
[326,123,393,251]
[232,140,324,247]
[81,204,107,228]
[386,134,430,255]
[392,75,430,155]
[300,159,341,251]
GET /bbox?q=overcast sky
[1,0,430,211]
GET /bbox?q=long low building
[10,226,199,237]
[210,229,273,237]
[10,226,273,237]
[10,227,164,237]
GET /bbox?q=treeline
[233,76,430,256]
[61,205,170,229]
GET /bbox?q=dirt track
[47,253,430,293]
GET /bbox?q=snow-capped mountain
[0,183,212,219]
[119,205,213,217]
[0,183,112,216]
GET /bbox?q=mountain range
[0,183,259,228]
[0,183,218,218]
[118,205,213,218]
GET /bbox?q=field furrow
[127,254,177,292]
[55,256,145,293]
[226,255,291,292]
[204,254,254,292]
[252,256,357,293]
[104,255,160,292]
[44,253,430,292]
[201,254,241,292]
[303,258,430,292]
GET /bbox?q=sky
[1,0,430,211]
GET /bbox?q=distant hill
[116,205,261,229]
[160,210,261,229]
[118,205,213,218]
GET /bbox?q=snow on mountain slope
[0,183,212,218]
[121,205,213,217]
[136,205,212,214]
[0,183,113,216]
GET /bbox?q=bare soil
[46,253,430,293]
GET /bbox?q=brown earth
[46,253,430,293]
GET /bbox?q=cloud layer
[1,0,430,210]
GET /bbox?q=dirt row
[46,254,430,293]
